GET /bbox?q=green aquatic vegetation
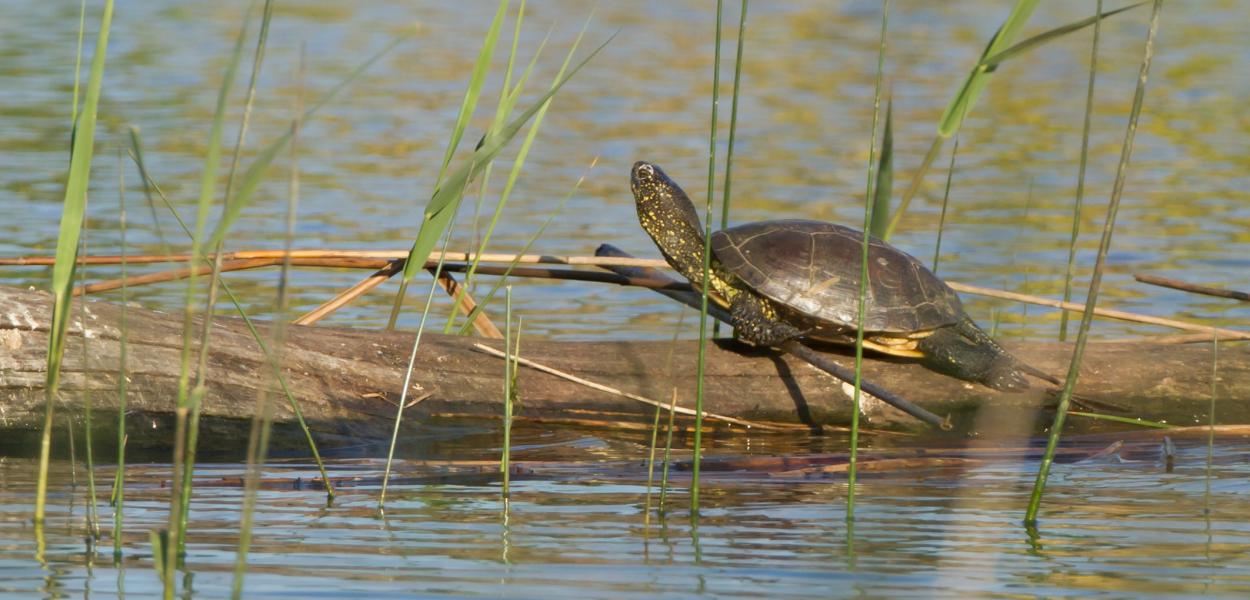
[1060,0,1107,341]
[851,0,891,522]
[35,0,114,528]
[691,0,728,517]
[885,1,1143,240]
[1026,0,1164,526]
[111,154,129,561]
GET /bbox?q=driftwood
[0,285,1245,452]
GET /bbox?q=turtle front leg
[729,293,804,347]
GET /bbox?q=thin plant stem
[691,0,726,517]
[36,0,115,528]
[713,0,748,339]
[501,287,514,500]
[645,311,687,524]
[180,1,274,557]
[112,152,128,560]
[851,0,890,522]
[932,135,959,274]
[232,34,297,600]
[1059,0,1104,341]
[77,221,101,541]
[379,221,460,510]
[1025,0,1163,525]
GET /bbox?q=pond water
[3,429,1250,598]
[2,0,1250,597]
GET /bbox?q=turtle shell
[711,219,964,333]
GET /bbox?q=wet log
[0,285,1245,452]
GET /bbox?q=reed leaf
[395,32,615,303]
[34,0,114,526]
[869,97,893,240]
[981,3,1144,69]
[388,0,510,328]
[938,0,1038,137]
[450,15,590,333]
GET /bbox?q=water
[1,0,1247,339]
[3,430,1250,598]
[2,0,1250,597]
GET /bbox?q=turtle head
[630,161,708,282]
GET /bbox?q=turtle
[629,160,1058,391]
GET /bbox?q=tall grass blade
[455,159,594,335]
[1025,0,1163,525]
[1060,0,1105,341]
[183,1,276,560]
[112,153,129,560]
[982,3,1143,69]
[691,0,727,517]
[852,0,891,523]
[449,0,538,334]
[501,288,517,500]
[34,0,114,526]
[869,97,893,240]
[886,2,1139,241]
[394,32,616,324]
[128,133,337,497]
[232,39,301,600]
[450,14,591,333]
[937,0,1038,137]
[931,136,960,273]
[712,0,748,339]
[71,0,86,121]
[76,233,100,540]
[127,127,172,254]
[166,7,254,579]
[718,0,748,232]
[388,0,511,329]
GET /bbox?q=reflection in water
[4,430,1250,598]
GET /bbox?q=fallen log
[0,285,1245,452]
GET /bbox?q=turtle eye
[634,162,654,179]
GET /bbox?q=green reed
[452,17,595,335]
[379,14,607,508]
[112,153,128,560]
[884,2,1141,240]
[711,0,749,339]
[501,288,520,500]
[931,135,959,273]
[447,0,537,334]
[850,0,890,521]
[76,231,100,540]
[456,160,592,335]
[691,0,727,516]
[388,0,509,330]
[233,32,300,600]
[179,0,276,561]
[162,3,250,586]
[1025,0,1164,525]
[1060,0,1105,341]
[35,0,114,527]
[128,131,335,498]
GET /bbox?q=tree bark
[0,285,1244,452]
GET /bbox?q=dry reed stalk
[1134,274,1250,302]
[293,261,404,326]
[471,342,796,431]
